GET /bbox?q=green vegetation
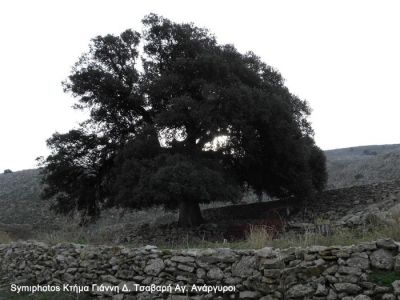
[0,231,12,244]
[368,270,400,286]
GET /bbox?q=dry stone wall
[3,239,400,299]
[201,181,400,225]
[299,181,400,223]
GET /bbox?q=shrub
[354,173,364,180]
[368,271,400,286]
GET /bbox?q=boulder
[286,284,314,298]
[144,258,165,276]
[334,283,361,294]
[370,249,394,270]
[232,256,257,277]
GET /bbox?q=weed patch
[368,270,400,286]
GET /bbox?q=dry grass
[7,217,400,250]
[173,216,400,250]
[245,225,274,249]
[33,217,123,245]
[239,221,400,249]
[0,231,12,244]
[32,206,171,246]
[4,207,400,251]
[6,216,400,250]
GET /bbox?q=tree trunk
[178,201,204,227]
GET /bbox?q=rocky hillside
[326,144,400,189]
[0,169,54,226]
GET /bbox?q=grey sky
[1,0,399,171]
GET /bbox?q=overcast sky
[0,0,399,172]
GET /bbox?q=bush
[363,149,378,156]
[368,271,400,286]
[354,173,364,180]
[3,169,12,174]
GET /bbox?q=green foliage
[40,130,111,221]
[368,270,400,286]
[308,144,327,192]
[363,149,378,156]
[109,131,239,211]
[40,14,326,225]
[354,173,364,180]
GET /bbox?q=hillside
[326,144,400,188]
[0,169,68,232]
[0,169,45,224]
[1,143,400,228]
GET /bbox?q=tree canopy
[40,14,327,226]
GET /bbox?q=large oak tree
[40,14,327,226]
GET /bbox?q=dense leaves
[40,14,326,226]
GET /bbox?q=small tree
[3,169,12,174]
[40,14,326,226]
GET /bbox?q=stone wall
[287,181,400,235]
[2,239,400,299]
[299,181,400,223]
